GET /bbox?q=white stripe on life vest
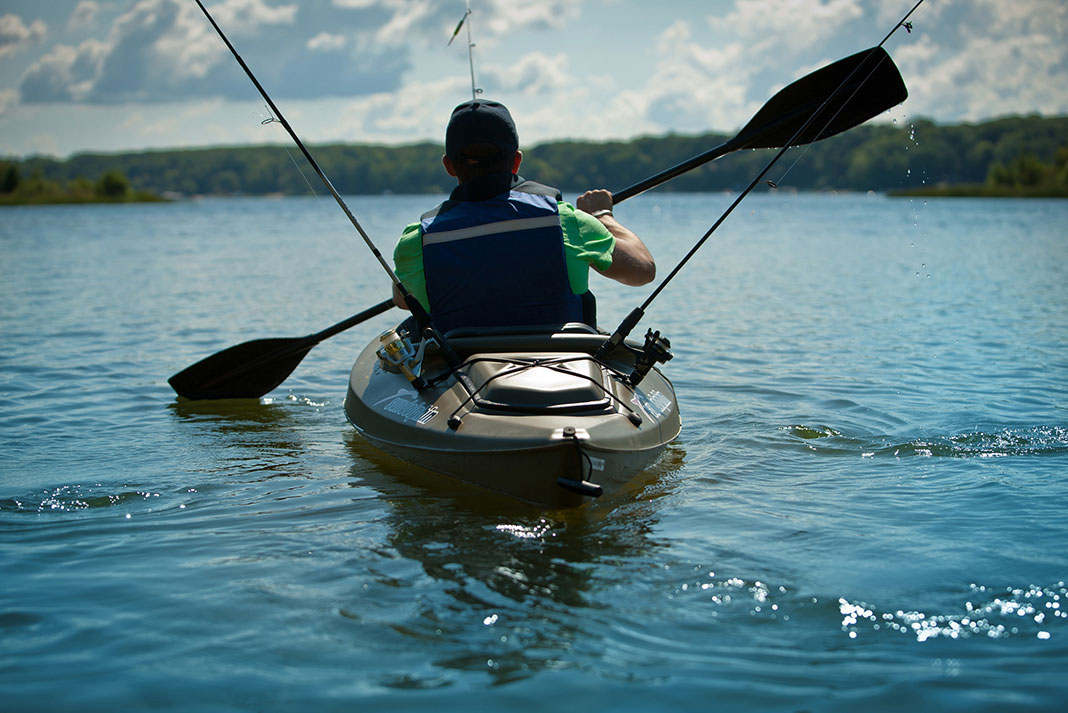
[422,215,560,245]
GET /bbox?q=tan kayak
[344,324,681,508]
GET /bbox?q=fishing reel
[627,329,673,386]
[377,328,428,389]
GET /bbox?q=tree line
[3,114,1066,202]
[0,162,165,205]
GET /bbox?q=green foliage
[979,150,1068,197]
[893,118,1068,197]
[5,115,1066,201]
[5,170,64,201]
[95,170,131,198]
[0,164,163,205]
[1,161,19,193]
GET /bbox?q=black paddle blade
[168,299,396,401]
[611,46,907,204]
[168,336,316,400]
[733,46,907,151]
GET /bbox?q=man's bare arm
[576,189,655,286]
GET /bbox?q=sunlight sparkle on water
[839,582,1068,642]
[29,485,162,513]
[495,519,553,539]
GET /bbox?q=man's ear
[511,150,523,174]
[442,154,458,177]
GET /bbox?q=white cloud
[16,0,406,104]
[0,13,47,58]
[154,1,232,83]
[307,32,347,52]
[595,20,754,137]
[483,0,578,35]
[980,0,1066,34]
[120,99,229,141]
[152,0,298,84]
[901,32,1068,120]
[374,1,436,45]
[328,74,472,143]
[0,88,19,116]
[724,0,864,52]
[331,0,579,48]
[659,20,747,77]
[484,51,570,96]
[210,0,298,34]
[68,1,100,32]
[21,0,213,103]
[890,0,1068,120]
[20,40,109,102]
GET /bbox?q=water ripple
[0,483,165,515]
[782,424,1068,458]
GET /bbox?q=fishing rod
[449,0,482,100]
[192,0,463,384]
[595,0,925,364]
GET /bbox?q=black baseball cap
[445,100,519,160]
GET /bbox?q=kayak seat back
[442,325,612,362]
[444,322,600,339]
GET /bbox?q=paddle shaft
[613,141,735,205]
[310,298,395,343]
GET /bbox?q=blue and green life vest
[420,180,583,334]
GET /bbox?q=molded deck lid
[464,353,608,410]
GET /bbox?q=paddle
[168,298,394,400]
[594,45,909,364]
[611,46,907,203]
[170,46,905,401]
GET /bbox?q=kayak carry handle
[556,476,603,499]
[558,425,603,498]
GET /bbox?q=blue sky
[1,0,1066,158]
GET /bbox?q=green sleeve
[393,222,430,311]
[558,201,615,294]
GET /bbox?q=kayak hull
[344,327,681,509]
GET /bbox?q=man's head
[443,100,521,181]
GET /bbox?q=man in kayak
[391,99,655,334]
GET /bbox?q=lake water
[1,191,1066,711]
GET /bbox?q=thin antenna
[449,1,482,99]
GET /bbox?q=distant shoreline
[0,162,167,206]
[5,188,1066,205]
[0,192,168,206]
[890,184,1068,198]
[6,115,1066,200]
